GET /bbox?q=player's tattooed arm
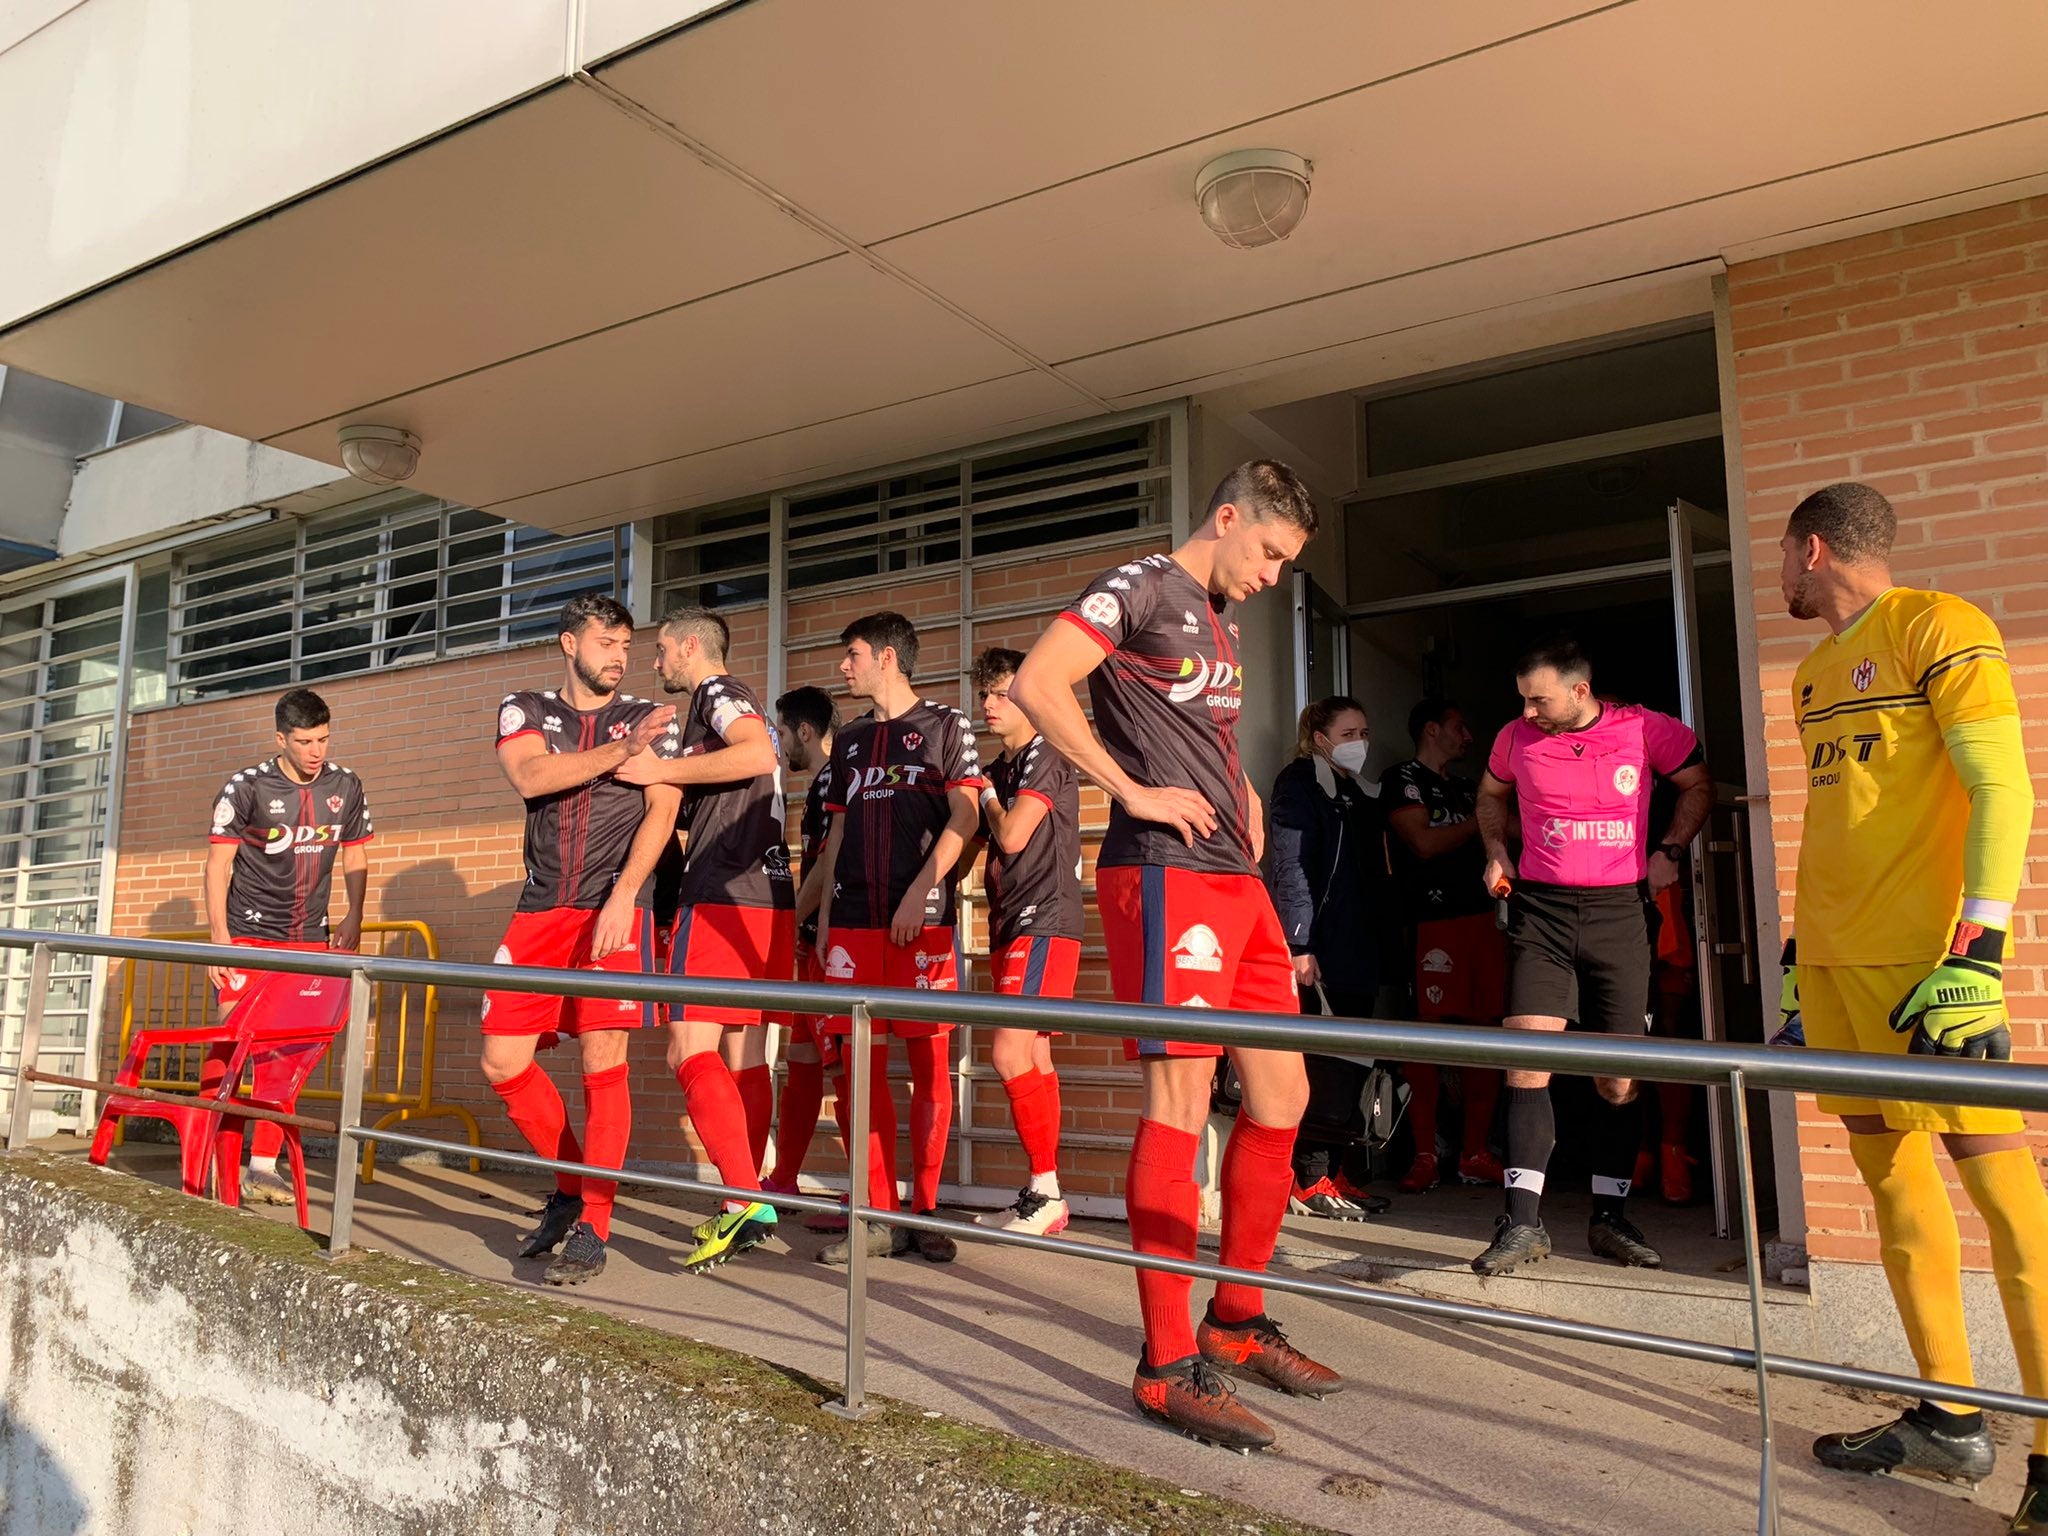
[1010,618,1217,847]
[1476,773,1517,895]
[497,705,677,799]
[592,784,682,960]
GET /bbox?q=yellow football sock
[1955,1146,2048,1454]
[1850,1130,1975,1411]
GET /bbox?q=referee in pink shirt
[1471,640,1712,1276]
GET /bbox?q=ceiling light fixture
[337,424,421,486]
[1194,149,1313,250]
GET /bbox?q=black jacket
[1265,755,1393,995]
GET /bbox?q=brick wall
[1727,194,2048,1267]
[106,537,1171,1203]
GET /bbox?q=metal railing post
[4,942,52,1151]
[325,966,373,1258]
[1728,1067,1778,1536]
[826,999,877,1420]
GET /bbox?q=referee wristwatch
[1654,842,1685,864]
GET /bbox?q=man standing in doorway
[616,607,792,1274]
[812,611,984,1266]
[204,688,373,1203]
[1384,698,1504,1195]
[972,646,1083,1237]
[1471,641,1712,1276]
[1780,481,2048,1522]
[483,594,680,1287]
[1012,460,1342,1454]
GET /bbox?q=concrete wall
[1725,194,2048,1273]
[60,424,347,558]
[0,1152,1284,1536]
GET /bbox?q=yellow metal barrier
[115,922,481,1182]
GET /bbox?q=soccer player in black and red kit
[203,687,372,1203]
[1013,461,1342,1452]
[613,607,792,1272]
[971,647,1082,1238]
[812,611,983,1266]
[483,594,680,1286]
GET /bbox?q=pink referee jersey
[1486,704,1700,887]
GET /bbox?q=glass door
[1292,571,1351,719]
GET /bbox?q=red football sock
[833,1044,898,1210]
[1657,1081,1691,1146]
[1405,1063,1440,1165]
[773,1057,826,1186]
[1212,1114,1298,1325]
[1462,1068,1502,1158]
[1045,1068,1062,1140]
[1001,1067,1061,1177]
[905,1033,952,1213]
[675,1051,762,1203]
[491,1062,583,1198]
[734,1063,773,1175]
[1127,1117,1201,1367]
[250,1119,285,1161]
[578,1064,632,1241]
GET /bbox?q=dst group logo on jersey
[1167,657,1242,709]
[263,824,345,857]
[1809,732,1883,787]
[851,763,932,799]
[1172,924,1224,972]
[1851,657,1877,693]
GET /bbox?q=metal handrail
[7,927,2046,1536]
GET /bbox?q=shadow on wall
[380,859,522,965]
[0,1405,91,1535]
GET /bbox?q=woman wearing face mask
[1264,696,1395,1219]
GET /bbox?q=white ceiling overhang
[2,0,2044,532]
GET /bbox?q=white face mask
[1330,739,1369,776]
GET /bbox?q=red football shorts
[481,906,661,1042]
[786,945,843,1071]
[1098,866,1296,1060]
[216,937,330,1009]
[991,934,1080,1033]
[667,902,797,1026]
[817,926,957,1039]
[1414,912,1508,1023]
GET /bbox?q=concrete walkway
[71,1143,2024,1535]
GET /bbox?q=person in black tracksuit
[1266,696,1395,1219]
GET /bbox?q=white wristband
[980,786,1000,811]
[1961,898,2014,930]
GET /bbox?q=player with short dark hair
[1011,459,1341,1453]
[768,685,845,1210]
[203,687,372,1202]
[615,605,794,1273]
[1471,645,1713,1277]
[812,610,983,1266]
[1779,483,2048,1521]
[1384,698,1504,1195]
[482,593,680,1286]
[970,646,1082,1238]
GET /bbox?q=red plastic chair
[211,972,352,1229]
[91,1014,253,1199]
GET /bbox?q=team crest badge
[903,731,923,751]
[327,794,344,813]
[1613,764,1640,796]
[1851,658,1876,693]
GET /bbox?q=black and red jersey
[823,699,982,931]
[796,761,834,944]
[208,760,373,943]
[496,689,681,912]
[1058,553,1253,876]
[1384,759,1490,922]
[673,674,793,911]
[983,735,1084,946]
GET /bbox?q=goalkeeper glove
[1889,922,2011,1061]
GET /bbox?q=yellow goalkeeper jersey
[1792,587,2017,966]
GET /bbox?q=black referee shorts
[1504,880,1653,1035]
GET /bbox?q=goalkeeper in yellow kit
[1781,481,2046,1526]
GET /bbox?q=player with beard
[483,594,680,1286]
[1011,460,1340,1453]
[812,611,983,1267]
[615,607,793,1273]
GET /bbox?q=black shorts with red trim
[482,906,661,1044]
[1414,911,1508,1024]
[216,937,330,1009]
[1099,865,1296,1060]
[666,902,797,1027]
[816,926,958,1039]
[991,934,1079,1033]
